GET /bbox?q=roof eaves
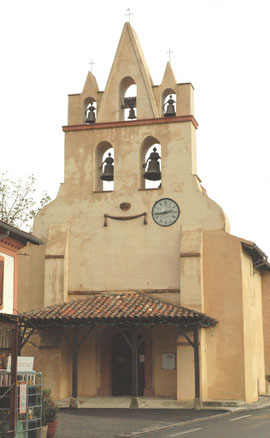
[241,241,270,271]
[0,221,44,246]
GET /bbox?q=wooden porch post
[10,321,18,438]
[193,326,201,409]
[131,330,138,397]
[72,326,79,398]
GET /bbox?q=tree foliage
[0,172,51,232]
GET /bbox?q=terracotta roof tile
[21,292,217,328]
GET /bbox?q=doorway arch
[111,330,145,396]
[98,326,154,397]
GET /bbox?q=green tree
[0,172,51,232]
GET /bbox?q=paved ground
[129,407,270,438]
[55,409,226,438]
[55,396,270,438]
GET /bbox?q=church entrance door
[111,330,145,396]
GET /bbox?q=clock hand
[155,210,173,215]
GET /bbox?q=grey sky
[1,0,269,254]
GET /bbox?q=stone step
[203,400,246,408]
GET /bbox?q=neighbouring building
[18,23,270,407]
[0,220,43,315]
[0,220,43,367]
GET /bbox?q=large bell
[143,147,161,181]
[85,104,96,124]
[100,153,114,181]
[164,95,176,117]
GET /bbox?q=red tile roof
[22,292,217,328]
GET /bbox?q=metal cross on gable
[88,59,95,73]
[166,48,173,62]
[125,8,134,23]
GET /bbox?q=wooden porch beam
[119,328,132,348]
[183,332,194,348]
[78,325,94,349]
[19,327,35,352]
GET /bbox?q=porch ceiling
[20,292,217,328]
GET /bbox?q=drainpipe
[0,230,10,240]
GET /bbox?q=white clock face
[152,198,180,227]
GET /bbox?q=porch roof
[21,292,217,328]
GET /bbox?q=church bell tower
[44,22,228,311]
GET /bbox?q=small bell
[128,107,136,119]
[143,147,161,181]
[122,97,137,119]
[85,104,96,124]
[100,153,114,181]
[164,95,176,117]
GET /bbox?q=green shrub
[42,389,58,425]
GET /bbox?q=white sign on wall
[7,356,34,372]
[162,353,176,370]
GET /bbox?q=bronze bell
[100,153,114,181]
[122,97,137,119]
[143,147,161,181]
[85,104,96,124]
[128,107,136,119]
[164,95,176,117]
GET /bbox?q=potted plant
[42,389,58,438]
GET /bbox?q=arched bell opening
[119,77,137,121]
[140,137,162,190]
[162,89,176,118]
[95,141,114,192]
[83,97,97,124]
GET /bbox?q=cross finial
[166,48,173,62]
[88,59,95,73]
[125,8,134,23]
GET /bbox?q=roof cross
[125,8,134,23]
[88,59,95,73]
[166,48,173,62]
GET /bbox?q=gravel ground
[55,408,224,438]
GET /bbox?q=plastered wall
[28,120,227,310]
[152,326,178,398]
[241,252,266,402]
[203,230,246,400]
[262,272,270,376]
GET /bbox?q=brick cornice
[62,115,198,132]
[0,238,24,253]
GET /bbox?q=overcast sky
[1,0,270,255]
